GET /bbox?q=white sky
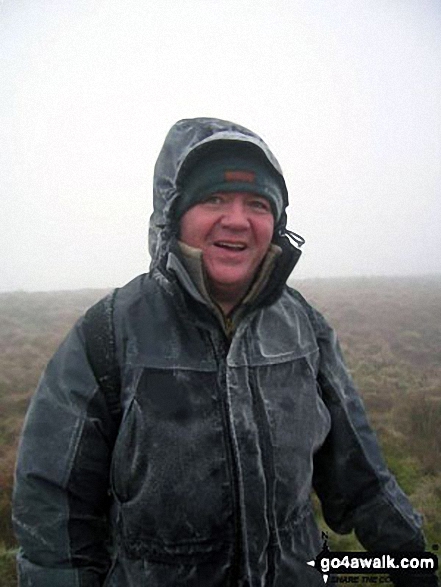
[1,0,440,292]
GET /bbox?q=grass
[0,545,17,587]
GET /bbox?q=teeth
[216,242,246,250]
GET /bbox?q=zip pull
[225,316,235,339]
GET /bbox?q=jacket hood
[149,117,295,270]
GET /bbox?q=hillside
[0,276,440,584]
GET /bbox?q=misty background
[1,0,440,292]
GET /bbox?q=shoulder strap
[83,288,122,423]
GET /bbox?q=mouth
[214,241,247,251]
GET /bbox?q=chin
[210,270,250,286]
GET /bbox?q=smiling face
[179,191,274,313]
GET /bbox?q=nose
[219,200,250,231]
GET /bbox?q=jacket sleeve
[308,305,438,585]
[12,314,117,587]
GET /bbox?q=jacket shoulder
[111,273,151,308]
[283,284,330,335]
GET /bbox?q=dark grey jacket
[13,118,426,587]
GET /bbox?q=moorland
[0,275,440,585]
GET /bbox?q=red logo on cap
[225,170,256,183]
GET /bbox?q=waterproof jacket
[13,118,426,587]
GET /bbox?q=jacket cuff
[17,553,104,587]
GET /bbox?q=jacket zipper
[249,369,278,586]
[208,331,243,586]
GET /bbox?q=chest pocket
[111,367,234,557]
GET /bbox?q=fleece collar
[166,241,282,337]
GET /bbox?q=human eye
[202,194,224,206]
[248,197,271,212]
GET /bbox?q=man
[13,117,437,586]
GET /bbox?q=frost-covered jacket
[13,119,426,587]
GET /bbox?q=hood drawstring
[283,229,306,249]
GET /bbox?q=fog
[1,0,440,292]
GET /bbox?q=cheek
[179,210,206,248]
[255,219,275,252]
[179,217,193,246]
